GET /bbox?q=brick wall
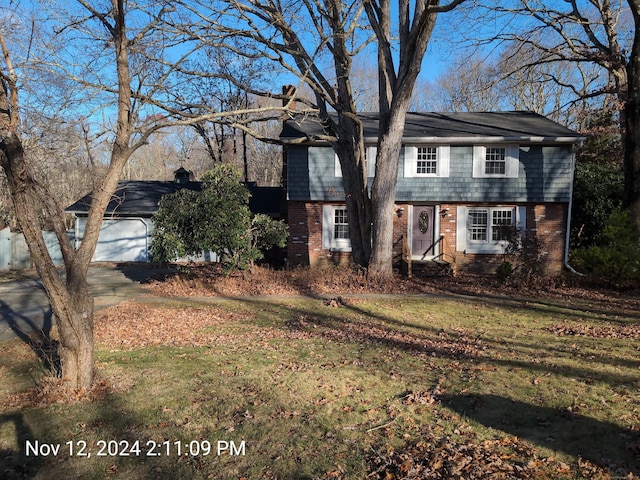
[443,202,567,274]
[287,201,322,266]
[288,201,567,273]
[528,203,567,273]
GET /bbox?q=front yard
[0,267,639,479]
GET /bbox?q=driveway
[0,264,172,342]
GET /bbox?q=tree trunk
[335,137,372,266]
[58,286,95,391]
[624,6,640,230]
[0,131,95,391]
[368,106,411,277]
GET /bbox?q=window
[404,145,450,177]
[416,147,438,175]
[333,208,349,241]
[322,205,352,251]
[335,146,377,177]
[467,207,515,245]
[491,209,513,241]
[456,206,525,254]
[467,209,488,241]
[472,145,519,178]
[484,147,506,175]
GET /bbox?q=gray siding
[288,146,345,201]
[288,144,574,203]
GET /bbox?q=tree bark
[0,130,95,390]
[624,2,640,229]
[365,0,441,277]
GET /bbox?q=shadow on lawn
[0,412,40,479]
[441,393,640,476]
[0,300,60,376]
[235,296,640,387]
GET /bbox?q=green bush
[571,210,640,286]
[151,165,288,271]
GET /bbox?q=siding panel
[288,143,574,203]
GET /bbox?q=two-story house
[281,111,584,273]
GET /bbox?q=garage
[75,217,151,262]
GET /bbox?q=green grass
[1,294,639,479]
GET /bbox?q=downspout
[564,146,583,275]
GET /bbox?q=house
[280,111,584,273]
[65,167,284,263]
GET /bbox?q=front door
[411,206,435,259]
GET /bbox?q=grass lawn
[1,275,639,479]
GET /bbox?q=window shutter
[438,145,450,177]
[456,206,467,251]
[322,205,333,249]
[334,153,342,178]
[403,146,417,178]
[472,145,485,178]
[366,146,377,177]
[516,206,527,231]
[506,145,520,178]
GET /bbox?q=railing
[400,234,457,278]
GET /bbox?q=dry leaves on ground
[144,264,640,316]
[547,322,640,340]
[94,302,310,351]
[365,433,625,480]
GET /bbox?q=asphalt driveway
[0,264,172,342]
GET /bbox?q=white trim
[335,146,377,178]
[366,146,377,177]
[364,136,584,144]
[403,146,417,178]
[334,153,342,178]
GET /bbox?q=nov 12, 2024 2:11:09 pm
[25,438,247,458]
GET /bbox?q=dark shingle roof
[280,111,583,143]
[66,181,283,218]
[66,181,201,216]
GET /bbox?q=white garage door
[77,218,150,262]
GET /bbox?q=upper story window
[404,145,450,178]
[484,147,506,175]
[473,145,519,178]
[335,146,377,178]
[416,147,438,175]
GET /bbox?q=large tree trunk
[624,5,640,229]
[334,130,372,266]
[369,105,411,277]
[0,131,95,391]
[0,0,135,393]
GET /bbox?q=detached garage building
[65,168,201,262]
[65,168,283,263]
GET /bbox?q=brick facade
[287,201,568,273]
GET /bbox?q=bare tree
[171,0,465,275]
[466,0,640,228]
[362,0,466,276]
[1,1,198,391]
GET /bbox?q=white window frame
[456,206,526,254]
[404,145,450,178]
[322,205,352,251]
[472,145,519,178]
[335,146,377,178]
